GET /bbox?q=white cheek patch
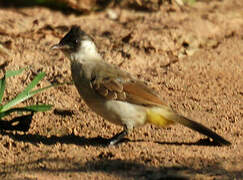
[81,40,97,55]
[68,40,101,62]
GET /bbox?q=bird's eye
[74,39,78,44]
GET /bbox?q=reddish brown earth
[0,0,242,179]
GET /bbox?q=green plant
[0,68,53,120]
[183,0,196,5]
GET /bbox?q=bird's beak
[51,44,61,50]
[51,43,69,51]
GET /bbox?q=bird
[52,25,231,146]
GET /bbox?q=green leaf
[0,84,53,113]
[20,71,46,95]
[5,68,25,78]
[0,68,26,104]
[0,72,46,112]
[24,104,53,112]
[183,0,196,5]
[0,70,45,112]
[0,104,52,118]
[0,76,6,104]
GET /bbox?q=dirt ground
[0,0,243,179]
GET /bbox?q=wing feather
[90,62,164,106]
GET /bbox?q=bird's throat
[76,40,101,62]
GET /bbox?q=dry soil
[0,0,242,179]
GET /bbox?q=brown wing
[123,80,165,106]
[90,62,165,106]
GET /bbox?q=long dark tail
[147,107,231,146]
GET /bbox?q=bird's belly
[85,99,147,128]
[103,100,147,128]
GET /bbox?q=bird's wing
[90,62,165,106]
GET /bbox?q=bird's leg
[109,126,128,146]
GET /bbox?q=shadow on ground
[0,110,223,147]
[0,113,33,132]
[1,158,241,179]
[1,130,225,147]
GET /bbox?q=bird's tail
[146,106,231,146]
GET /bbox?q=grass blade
[5,68,25,78]
[0,104,52,118]
[0,76,6,104]
[0,72,46,112]
[19,72,45,95]
[24,104,53,112]
[183,0,196,5]
[1,68,25,104]
[0,84,53,113]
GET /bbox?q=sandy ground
[0,0,242,179]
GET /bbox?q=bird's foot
[109,130,128,146]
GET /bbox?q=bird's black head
[52,25,100,62]
[52,25,90,53]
